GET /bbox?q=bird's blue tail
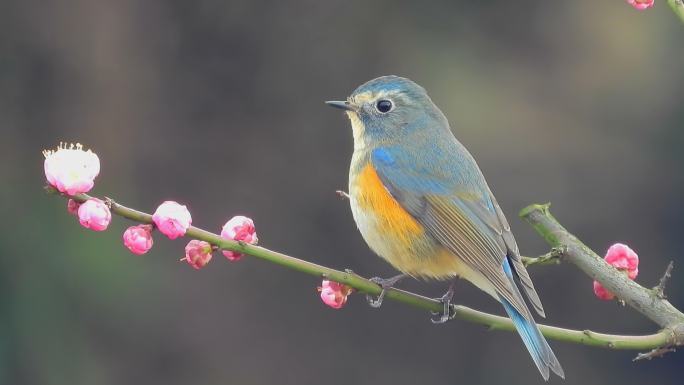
[501,260,564,381]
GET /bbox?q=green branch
[668,0,684,24]
[51,188,678,351]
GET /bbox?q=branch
[520,203,684,348]
[668,0,684,24]
[50,189,679,351]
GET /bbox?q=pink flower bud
[67,199,81,216]
[152,201,192,239]
[605,243,639,280]
[220,215,258,261]
[626,0,654,10]
[77,198,111,231]
[593,243,639,300]
[183,240,213,269]
[43,143,100,195]
[593,281,615,301]
[318,280,353,309]
[123,225,154,255]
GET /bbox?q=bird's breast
[351,163,424,240]
[349,162,464,279]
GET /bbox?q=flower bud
[123,225,154,255]
[318,280,353,309]
[77,198,111,231]
[220,215,258,261]
[152,201,192,239]
[626,0,654,10]
[593,243,639,300]
[183,240,213,269]
[604,243,639,280]
[67,199,81,216]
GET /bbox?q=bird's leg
[365,274,407,308]
[431,282,456,324]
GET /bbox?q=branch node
[103,196,116,209]
[551,245,568,257]
[652,261,674,299]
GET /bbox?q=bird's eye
[375,99,393,113]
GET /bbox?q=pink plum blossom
[593,243,639,300]
[67,199,81,216]
[123,225,154,255]
[152,201,192,239]
[604,243,639,279]
[318,280,353,309]
[593,280,615,300]
[43,143,100,195]
[183,240,213,269]
[77,198,111,231]
[626,0,654,10]
[220,215,258,261]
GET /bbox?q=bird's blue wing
[371,146,540,318]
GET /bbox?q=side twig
[522,246,566,267]
[653,261,674,299]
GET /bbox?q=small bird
[326,76,564,380]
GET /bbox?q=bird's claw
[431,284,455,324]
[365,274,406,308]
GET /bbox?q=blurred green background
[1,1,683,384]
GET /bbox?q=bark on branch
[519,203,684,348]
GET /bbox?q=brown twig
[633,346,677,362]
[335,190,350,200]
[653,261,674,299]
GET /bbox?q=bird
[326,75,564,380]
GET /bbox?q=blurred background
[1,1,683,384]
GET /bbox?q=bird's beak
[325,100,356,112]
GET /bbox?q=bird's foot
[365,274,407,308]
[431,283,456,324]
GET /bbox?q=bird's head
[326,76,448,150]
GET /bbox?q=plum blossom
[43,143,100,195]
